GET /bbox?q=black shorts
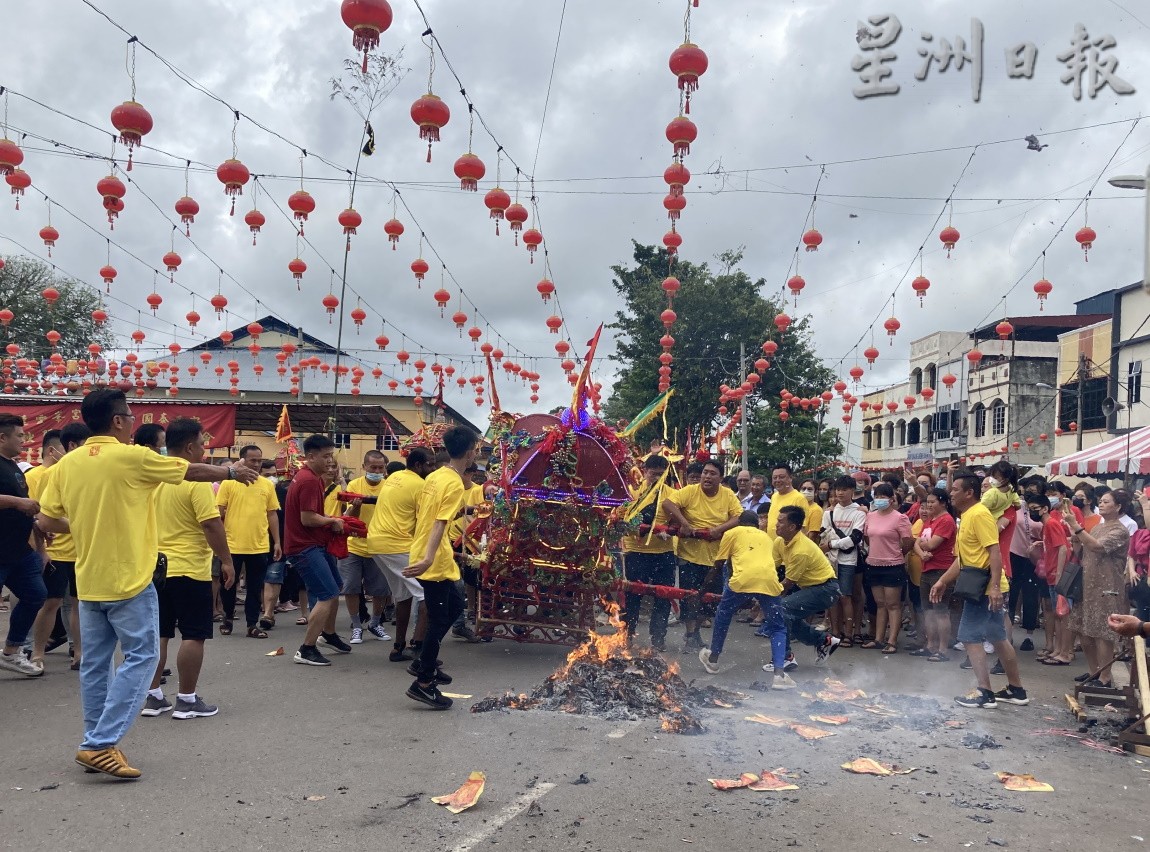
[158,576,214,641]
[44,560,76,599]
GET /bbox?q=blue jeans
[783,580,839,647]
[288,547,341,603]
[78,584,159,751]
[0,551,47,648]
[712,586,785,670]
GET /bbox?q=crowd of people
[3,400,1150,779]
[623,440,1150,710]
[0,390,481,779]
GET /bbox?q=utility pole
[1076,351,1086,453]
[739,342,749,467]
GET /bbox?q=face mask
[937,479,947,489]
[365,473,384,484]
[1029,511,1044,523]
[873,498,891,511]
[801,489,815,500]
[1049,496,1062,509]
[1072,497,1085,509]
[986,477,999,488]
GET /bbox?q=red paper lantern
[661,276,680,301]
[536,278,555,302]
[244,209,265,245]
[663,229,682,256]
[163,251,181,282]
[96,174,127,228]
[0,137,24,176]
[454,153,486,191]
[545,315,563,334]
[505,203,528,241]
[802,229,822,252]
[6,168,30,209]
[210,294,228,316]
[45,330,61,348]
[556,340,571,356]
[660,309,677,330]
[340,0,394,72]
[90,309,107,327]
[484,187,510,234]
[1025,437,1034,447]
[666,115,697,158]
[131,329,145,347]
[774,313,791,336]
[522,228,542,262]
[216,159,250,215]
[175,196,199,235]
[346,307,365,331]
[411,258,429,285]
[146,292,162,314]
[410,94,450,162]
[384,218,403,249]
[220,330,234,344]
[451,310,468,333]
[99,265,117,290]
[1075,226,1095,261]
[995,320,1013,340]
[849,365,865,383]
[322,294,339,321]
[1039,433,1048,442]
[966,348,983,364]
[467,326,482,348]
[40,226,59,257]
[110,101,153,171]
[1033,278,1052,310]
[886,401,898,413]
[664,193,686,221]
[778,411,789,422]
[669,43,709,112]
[1054,427,1063,437]
[939,225,960,257]
[664,162,690,197]
[287,190,315,234]
[762,340,778,357]
[186,310,200,330]
[787,275,805,300]
[432,288,451,317]
[911,275,930,306]
[339,208,362,241]
[373,333,389,351]
[246,321,263,341]
[884,316,900,344]
[864,346,880,365]
[42,287,60,308]
[288,257,307,283]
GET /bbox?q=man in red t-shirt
[284,435,350,667]
[1026,495,1071,666]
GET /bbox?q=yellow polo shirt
[409,466,466,582]
[624,481,674,555]
[156,480,219,581]
[957,502,1009,593]
[367,469,426,555]
[342,475,386,557]
[39,436,189,601]
[773,532,836,588]
[717,526,782,596]
[805,502,824,536]
[217,476,279,554]
[765,488,808,540]
[27,464,76,562]
[451,483,485,545]
[665,484,742,566]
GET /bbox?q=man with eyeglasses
[38,390,259,780]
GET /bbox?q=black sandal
[881,643,898,654]
[259,615,275,630]
[219,621,233,635]
[927,653,950,662]
[247,626,268,639]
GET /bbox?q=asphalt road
[2,611,1147,852]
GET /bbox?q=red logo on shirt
[88,446,101,456]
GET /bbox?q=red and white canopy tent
[1045,426,1150,478]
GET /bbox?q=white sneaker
[0,652,43,677]
[772,674,798,690]
[349,627,364,645]
[952,642,965,651]
[699,648,720,674]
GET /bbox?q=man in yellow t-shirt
[929,472,1027,709]
[662,459,742,650]
[402,426,478,710]
[336,450,391,644]
[772,505,841,669]
[449,464,488,642]
[28,424,91,668]
[216,445,282,637]
[140,418,236,721]
[698,512,794,687]
[38,389,258,779]
[622,455,677,650]
[765,464,808,541]
[369,447,436,661]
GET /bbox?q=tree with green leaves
[603,242,844,474]
[0,255,115,365]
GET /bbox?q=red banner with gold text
[4,401,237,459]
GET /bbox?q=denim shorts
[956,597,1009,644]
[264,559,286,585]
[288,546,341,603]
[834,560,856,594]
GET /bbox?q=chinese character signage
[6,401,237,452]
[852,16,1135,101]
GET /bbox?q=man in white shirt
[742,474,770,513]
[821,475,867,644]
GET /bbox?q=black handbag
[153,552,168,590]
[953,566,989,602]
[1055,559,1083,601]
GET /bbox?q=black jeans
[1131,576,1150,621]
[416,578,465,680]
[1007,552,1041,631]
[220,553,268,627]
[678,560,708,627]
[622,551,676,643]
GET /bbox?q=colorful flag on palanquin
[274,405,293,443]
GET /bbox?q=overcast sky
[2,0,1148,445]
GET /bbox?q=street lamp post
[1107,166,1150,295]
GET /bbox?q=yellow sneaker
[75,747,142,779]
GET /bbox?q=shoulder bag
[953,566,989,603]
[1054,557,1083,601]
